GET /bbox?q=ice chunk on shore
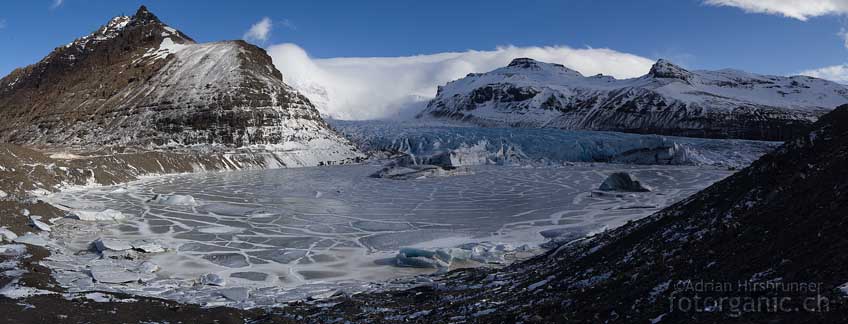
[14,233,49,247]
[69,209,127,221]
[395,244,510,268]
[148,194,198,206]
[219,287,250,302]
[458,242,516,264]
[599,172,652,192]
[0,227,18,242]
[91,266,140,284]
[0,244,27,256]
[28,217,51,232]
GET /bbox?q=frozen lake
[44,164,730,305]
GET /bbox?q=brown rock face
[0,6,358,163]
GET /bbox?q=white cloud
[50,0,64,9]
[279,19,296,30]
[703,0,848,21]
[839,27,848,48]
[243,17,272,43]
[268,44,656,120]
[801,64,848,83]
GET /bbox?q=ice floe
[94,238,133,252]
[13,233,49,247]
[148,194,198,206]
[68,209,127,221]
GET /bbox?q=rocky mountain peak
[648,59,693,81]
[506,57,582,77]
[507,58,543,69]
[132,5,160,25]
[0,7,362,165]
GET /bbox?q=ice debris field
[35,164,730,307]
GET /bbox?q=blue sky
[0,0,847,78]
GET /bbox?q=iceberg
[396,247,449,268]
[599,172,653,192]
[395,243,518,269]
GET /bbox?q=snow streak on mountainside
[419,58,848,141]
[0,6,360,166]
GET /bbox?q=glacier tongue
[331,120,780,169]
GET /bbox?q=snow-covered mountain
[0,6,360,165]
[418,58,848,141]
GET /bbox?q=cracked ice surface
[42,164,730,306]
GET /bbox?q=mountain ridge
[418,57,848,141]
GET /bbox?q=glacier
[330,119,781,169]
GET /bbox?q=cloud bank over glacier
[267,44,655,120]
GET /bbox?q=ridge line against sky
[1,0,848,119]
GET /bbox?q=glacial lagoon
[42,164,730,306]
